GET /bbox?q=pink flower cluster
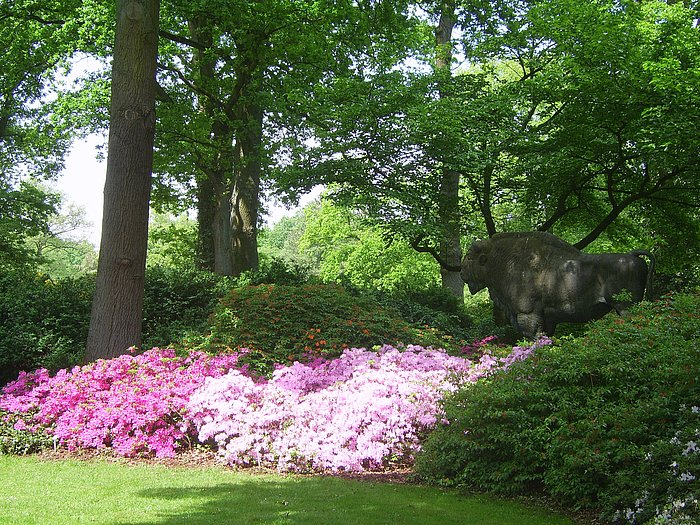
[0,338,549,470]
[0,348,241,458]
[187,341,549,472]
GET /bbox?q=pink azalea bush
[0,348,242,458]
[0,338,549,470]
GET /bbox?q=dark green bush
[236,254,311,287]
[415,294,700,523]
[374,285,474,345]
[141,266,235,349]
[141,257,309,349]
[193,283,453,375]
[0,270,93,385]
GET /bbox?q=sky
[55,134,319,247]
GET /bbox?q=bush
[142,257,310,349]
[0,270,93,385]
[188,345,474,472]
[0,348,243,458]
[141,266,236,349]
[415,294,700,524]
[374,285,474,344]
[195,283,428,374]
[0,340,546,469]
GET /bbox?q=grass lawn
[0,455,577,525]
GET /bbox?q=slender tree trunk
[230,83,263,276]
[85,0,160,362]
[435,1,463,299]
[195,175,216,270]
[214,186,235,274]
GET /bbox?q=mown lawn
[0,455,576,525]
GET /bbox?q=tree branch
[411,234,461,272]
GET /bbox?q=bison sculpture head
[460,239,491,295]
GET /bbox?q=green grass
[0,456,576,525]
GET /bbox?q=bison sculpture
[461,231,655,338]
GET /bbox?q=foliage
[0,181,59,269]
[141,266,235,350]
[146,212,199,270]
[25,196,98,278]
[0,266,234,384]
[0,270,93,385]
[0,1,81,181]
[274,0,700,271]
[258,210,317,270]
[374,285,474,343]
[0,255,463,384]
[261,199,481,344]
[298,198,441,292]
[415,293,700,524]
[142,257,311,349]
[235,254,311,288]
[195,283,469,375]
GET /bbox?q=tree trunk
[214,186,235,274]
[195,175,216,271]
[435,1,463,299]
[230,87,263,276]
[85,0,159,362]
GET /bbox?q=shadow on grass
[116,476,574,525]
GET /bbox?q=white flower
[682,441,697,456]
[679,472,696,482]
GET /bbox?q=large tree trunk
[85,0,159,362]
[435,1,463,299]
[188,16,259,276]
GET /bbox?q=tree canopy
[275,0,700,268]
[2,0,698,285]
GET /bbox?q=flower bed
[0,339,548,471]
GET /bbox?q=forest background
[1,0,699,370]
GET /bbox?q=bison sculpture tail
[630,250,656,301]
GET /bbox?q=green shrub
[141,266,236,349]
[415,294,700,523]
[192,283,450,374]
[0,270,93,385]
[374,285,474,344]
[141,258,309,349]
[236,254,311,287]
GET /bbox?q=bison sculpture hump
[460,231,655,338]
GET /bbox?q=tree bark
[85,0,159,362]
[435,1,463,299]
[195,174,216,271]
[230,78,263,276]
